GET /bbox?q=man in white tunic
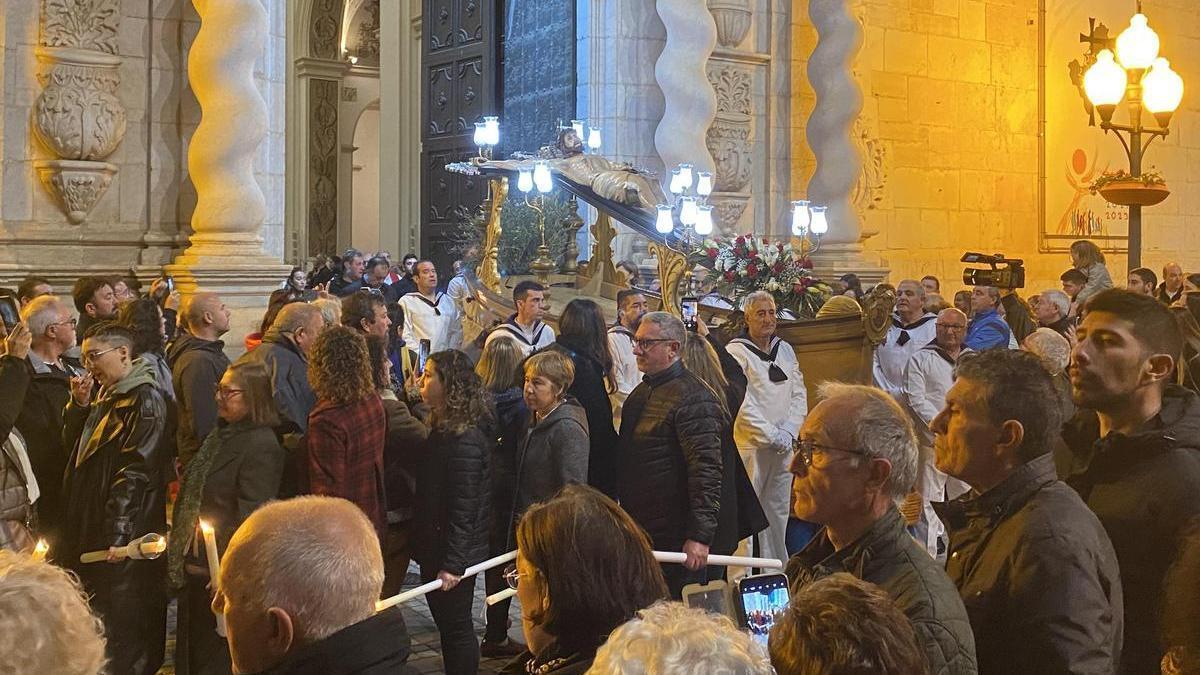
[608,289,648,425]
[398,260,463,355]
[483,280,555,356]
[873,279,937,398]
[725,291,807,564]
[902,307,972,560]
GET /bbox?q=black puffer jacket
[615,360,724,551]
[13,354,76,547]
[1060,385,1200,674]
[0,355,34,552]
[167,332,230,466]
[412,425,491,576]
[547,336,619,495]
[489,388,527,552]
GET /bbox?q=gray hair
[20,295,69,337]
[640,311,686,345]
[591,601,774,674]
[268,302,322,337]
[311,297,342,327]
[1039,289,1070,319]
[978,286,1001,306]
[222,496,383,644]
[816,382,919,498]
[0,550,107,675]
[897,279,927,299]
[1023,327,1071,375]
[742,290,776,311]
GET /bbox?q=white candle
[78,533,167,563]
[375,550,518,612]
[199,520,228,638]
[32,540,48,562]
[653,551,784,569]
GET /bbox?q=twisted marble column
[175,0,270,263]
[654,0,719,178]
[806,0,863,246]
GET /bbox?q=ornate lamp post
[791,199,828,256]
[518,161,557,285]
[1081,8,1183,269]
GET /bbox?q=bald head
[934,307,968,352]
[218,497,383,672]
[180,292,230,339]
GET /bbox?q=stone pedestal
[166,0,289,357]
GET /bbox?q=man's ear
[1146,353,1176,384]
[267,607,295,654]
[995,419,1025,469]
[84,301,97,318]
[865,457,893,495]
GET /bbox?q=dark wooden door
[421,0,496,279]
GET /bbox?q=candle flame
[32,540,49,561]
[199,519,214,535]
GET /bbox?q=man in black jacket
[1060,289,1200,674]
[167,292,231,466]
[931,349,1123,674]
[617,311,724,597]
[215,496,412,675]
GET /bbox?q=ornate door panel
[422,0,495,275]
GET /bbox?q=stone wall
[0,0,286,288]
[794,0,1200,294]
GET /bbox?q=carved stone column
[655,0,719,180]
[806,0,887,283]
[167,0,290,346]
[33,0,127,224]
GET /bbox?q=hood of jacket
[530,396,589,434]
[104,357,159,398]
[166,331,226,365]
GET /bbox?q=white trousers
[734,442,793,569]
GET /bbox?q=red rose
[724,271,735,281]
[776,242,784,251]
[792,283,803,294]
[799,257,814,270]
[774,262,784,273]
[707,248,718,259]
[735,236,746,246]
[747,263,758,276]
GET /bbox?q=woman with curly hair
[117,297,174,402]
[415,349,494,675]
[305,325,386,540]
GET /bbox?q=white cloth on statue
[903,341,972,557]
[873,313,938,397]
[607,325,642,429]
[483,318,556,356]
[399,291,463,354]
[446,273,471,316]
[726,335,808,565]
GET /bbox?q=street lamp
[1080,8,1183,268]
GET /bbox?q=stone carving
[851,117,886,220]
[34,0,127,224]
[310,0,342,60]
[706,66,753,193]
[707,0,752,49]
[34,159,117,224]
[711,192,749,232]
[342,86,358,102]
[309,78,340,256]
[654,0,718,180]
[807,0,864,245]
[42,0,119,54]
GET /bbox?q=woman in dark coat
[168,360,286,675]
[546,299,619,495]
[62,323,170,675]
[475,337,529,656]
[415,349,494,675]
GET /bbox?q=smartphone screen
[681,297,699,331]
[417,339,431,375]
[736,573,790,646]
[0,295,18,332]
[681,580,731,620]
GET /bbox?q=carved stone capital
[710,191,750,233]
[34,159,118,224]
[32,49,126,161]
[708,0,752,49]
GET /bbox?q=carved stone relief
[851,117,886,222]
[707,0,752,49]
[705,64,753,232]
[310,0,343,60]
[309,78,340,256]
[33,0,126,224]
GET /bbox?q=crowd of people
[0,243,1198,675]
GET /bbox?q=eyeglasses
[214,386,245,400]
[50,317,78,328]
[935,323,966,331]
[359,287,384,297]
[81,346,119,365]
[792,438,869,467]
[502,563,527,590]
[634,338,676,351]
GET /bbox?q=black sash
[920,341,957,367]
[407,292,445,316]
[892,314,936,346]
[729,335,788,382]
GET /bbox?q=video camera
[961,252,1026,290]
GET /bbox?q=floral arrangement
[696,235,832,319]
[1088,168,1166,193]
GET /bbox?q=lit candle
[200,520,228,638]
[32,539,48,562]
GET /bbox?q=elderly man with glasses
[786,382,977,675]
[615,311,727,598]
[901,307,973,559]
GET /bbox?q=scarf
[167,421,248,589]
